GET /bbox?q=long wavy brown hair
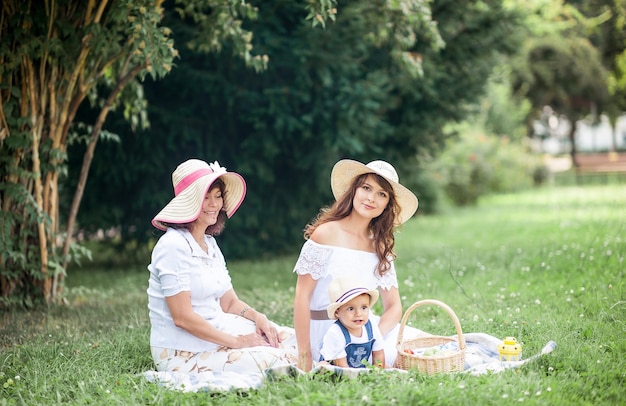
[160,178,228,236]
[304,173,401,276]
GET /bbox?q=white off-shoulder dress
[293,239,422,366]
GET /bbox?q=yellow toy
[498,337,522,361]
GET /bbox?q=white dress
[293,239,413,366]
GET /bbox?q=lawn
[1,184,624,405]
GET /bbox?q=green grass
[1,184,624,405]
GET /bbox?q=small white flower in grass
[518,398,524,402]
[536,391,542,396]
[548,367,554,372]
[458,384,465,389]
[488,318,493,322]
[473,315,479,322]
[362,395,369,402]
[597,360,601,364]
[524,391,530,396]
[106,390,111,394]
[14,375,20,380]
[547,387,552,392]
[502,394,509,399]
[580,287,585,291]
[535,299,541,305]
[515,307,520,313]
[439,382,443,386]
[579,314,584,318]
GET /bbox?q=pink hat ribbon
[174,168,214,196]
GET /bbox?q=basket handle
[396,299,466,350]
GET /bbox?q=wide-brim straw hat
[330,159,418,224]
[152,159,246,231]
[327,276,380,320]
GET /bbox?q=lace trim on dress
[375,263,399,290]
[293,241,333,280]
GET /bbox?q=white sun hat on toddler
[326,276,380,320]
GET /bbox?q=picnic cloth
[142,333,557,392]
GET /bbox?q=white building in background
[531,111,626,155]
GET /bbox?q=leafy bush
[426,128,544,206]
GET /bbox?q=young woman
[293,159,419,371]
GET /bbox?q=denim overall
[329,319,375,368]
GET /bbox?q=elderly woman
[147,159,296,375]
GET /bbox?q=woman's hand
[254,314,280,348]
[233,333,271,349]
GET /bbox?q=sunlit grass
[1,184,624,405]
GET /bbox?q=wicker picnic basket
[394,299,466,374]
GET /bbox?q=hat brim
[152,172,246,231]
[330,159,418,224]
[327,288,379,320]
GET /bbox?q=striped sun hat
[152,159,246,231]
[326,276,380,320]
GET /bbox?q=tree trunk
[58,62,147,296]
[568,118,579,169]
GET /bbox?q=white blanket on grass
[142,333,557,392]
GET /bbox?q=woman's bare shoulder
[310,221,342,245]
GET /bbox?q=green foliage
[0,0,177,306]
[513,35,609,118]
[69,0,524,259]
[1,185,625,404]
[481,65,532,140]
[568,0,626,119]
[507,0,623,154]
[425,127,544,206]
[2,0,306,306]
